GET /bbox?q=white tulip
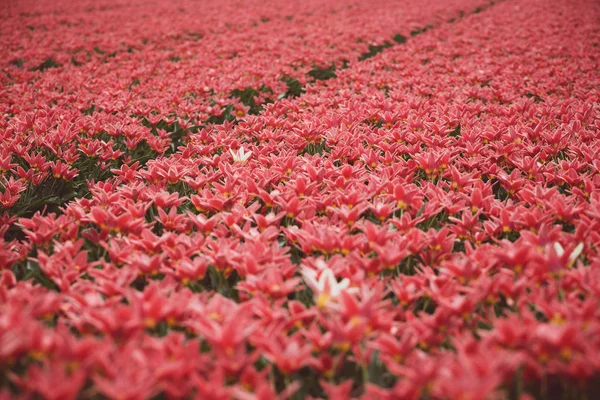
[230,147,252,163]
[301,267,358,309]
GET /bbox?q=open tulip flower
[1,0,599,398]
[230,147,253,164]
[301,265,359,309]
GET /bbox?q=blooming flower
[553,242,584,268]
[301,265,358,309]
[230,147,252,163]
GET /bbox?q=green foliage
[9,177,77,219]
[392,33,407,44]
[449,123,462,138]
[280,76,305,99]
[410,24,432,37]
[31,57,61,72]
[525,92,544,103]
[358,41,392,61]
[308,64,337,81]
[231,85,272,115]
[128,78,141,90]
[9,58,25,68]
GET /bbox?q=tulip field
[1,0,600,398]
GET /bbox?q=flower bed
[1,0,600,398]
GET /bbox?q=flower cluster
[1,0,600,398]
